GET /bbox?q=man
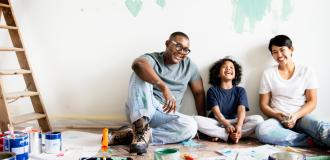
[126,31,205,154]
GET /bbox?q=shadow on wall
[243,44,273,117]
[180,64,210,115]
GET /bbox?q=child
[195,57,263,143]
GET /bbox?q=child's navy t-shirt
[207,86,249,119]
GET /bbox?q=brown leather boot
[107,125,134,145]
[129,118,151,155]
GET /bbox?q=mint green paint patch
[269,129,287,138]
[125,0,143,17]
[307,156,330,160]
[156,0,166,8]
[142,92,148,109]
[281,0,293,21]
[232,0,272,33]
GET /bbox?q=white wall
[1,0,329,127]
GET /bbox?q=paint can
[45,132,62,154]
[28,129,42,155]
[4,131,25,135]
[2,131,25,153]
[0,152,16,160]
[0,133,4,151]
[4,133,29,160]
[269,152,306,160]
[154,148,180,160]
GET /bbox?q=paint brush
[8,124,15,138]
[235,152,239,160]
[101,128,109,152]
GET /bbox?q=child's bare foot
[229,133,240,143]
[211,137,219,142]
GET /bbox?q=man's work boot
[129,118,151,155]
[107,125,134,145]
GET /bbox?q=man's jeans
[125,73,197,144]
[255,115,330,147]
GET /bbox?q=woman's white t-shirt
[259,64,318,114]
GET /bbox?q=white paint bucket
[45,132,61,154]
[28,129,42,155]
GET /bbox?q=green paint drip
[232,0,272,33]
[125,0,143,17]
[156,0,166,8]
[281,0,293,21]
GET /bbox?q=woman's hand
[282,114,298,129]
[275,112,288,122]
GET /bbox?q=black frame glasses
[170,41,191,54]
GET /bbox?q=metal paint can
[154,148,180,160]
[269,152,306,160]
[4,131,25,135]
[28,129,42,155]
[0,133,4,151]
[0,152,16,160]
[4,134,29,160]
[45,132,62,154]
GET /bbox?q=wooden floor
[72,128,330,160]
[110,139,330,160]
[11,126,330,160]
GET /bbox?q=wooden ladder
[0,0,51,132]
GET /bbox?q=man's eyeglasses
[170,41,191,54]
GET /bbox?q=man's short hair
[169,31,189,40]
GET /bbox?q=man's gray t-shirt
[141,52,201,109]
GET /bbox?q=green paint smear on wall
[157,0,166,8]
[232,0,272,33]
[232,0,293,33]
[125,0,143,17]
[281,0,293,21]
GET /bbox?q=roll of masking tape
[154,148,180,160]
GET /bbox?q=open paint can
[4,133,29,160]
[269,152,306,160]
[0,152,16,160]
[0,133,4,151]
[45,132,62,154]
[154,148,180,160]
[28,129,42,155]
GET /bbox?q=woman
[255,35,330,147]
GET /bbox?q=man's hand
[161,85,176,113]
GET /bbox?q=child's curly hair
[209,58,242,86]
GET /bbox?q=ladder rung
[5,91,39,100]
[0,47,25,51]
[0,69,31,75]
[0,25,18,30]
[0,3,10,8]
[12,113,46,125]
